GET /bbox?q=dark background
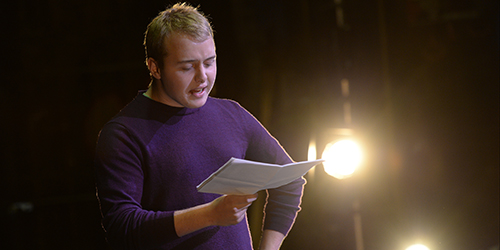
[1,0,498,249]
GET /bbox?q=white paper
[197,158,324,195]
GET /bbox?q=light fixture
[321,139,362,179]
[406,244,430,250]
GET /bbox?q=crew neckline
[137,90,203,116]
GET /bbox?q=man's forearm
[259,229,285,250]
[174,194,258,237]
[174,203,214,237]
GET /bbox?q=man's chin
[185,98,208,109]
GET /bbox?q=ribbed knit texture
[94,91,305,250]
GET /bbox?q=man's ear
[147,57,161,80]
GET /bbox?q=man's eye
[204,60,215,67]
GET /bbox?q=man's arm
[259,229,286,250]
[174,194,258,237]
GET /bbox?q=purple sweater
[94,92,305,250]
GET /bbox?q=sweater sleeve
[231,102,306,236]
[94,122,177,250]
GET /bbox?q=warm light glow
[308,137,317,161]
[307,137,318,181]
[322,139,362,179]
[406,244,430,250]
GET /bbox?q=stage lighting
[406,244,430,250]
[321,139,362,179]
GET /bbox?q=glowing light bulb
[321,139,362,179]
[406,244,430,250]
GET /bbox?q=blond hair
[144,3,213,65]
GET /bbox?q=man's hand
[173,193,258,237]
[208,194,258,226]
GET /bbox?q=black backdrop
[1,0,498,249]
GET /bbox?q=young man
[94,3,305,250]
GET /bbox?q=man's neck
[144,87,153,99]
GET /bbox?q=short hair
[144,3,214,65]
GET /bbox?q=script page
[197,158,324,195]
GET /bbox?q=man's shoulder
[204,97,259,126]
[104,94,144,126]
[207,96,239,105]
[206,97,244,111]
[101,93,174,136]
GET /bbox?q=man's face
[153,33,216,108]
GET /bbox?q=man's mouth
[190,87,206,97]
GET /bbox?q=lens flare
[321,139,362,179]
[406,244,430,250]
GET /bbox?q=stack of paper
[197,158,324,195]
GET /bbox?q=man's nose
[195,66,207,83]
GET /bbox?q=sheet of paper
[197,158,324,195]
